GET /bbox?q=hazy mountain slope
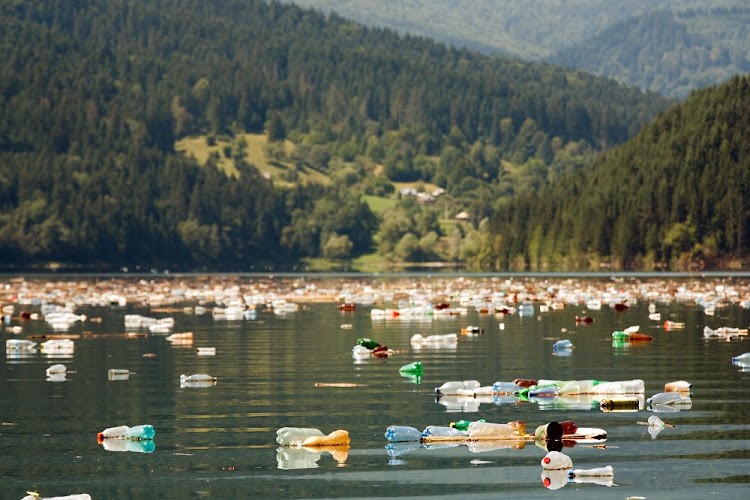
[484,74,750,271]
[552,7,750,99]
[280,0,740,59]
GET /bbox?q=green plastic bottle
[357,338,380,349]
[450,419,485,431]
[398,361,423,374]
[611,331,629,341]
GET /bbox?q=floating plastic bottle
[559,420,578,435]
[384,425,422,442]
[399,362,423,374]
[97,424,155,441]
[107,368,131,381]
[180,373,217,386]
[99,425,131,439]
[541,450,572,470]
[569,465,614,477]
[732,352,750,362]
[123,424,156,440]
[450,419,485,431]
[468,421,525,439]
[6,339,36,350]
[421,425,467,439]
[21,494,92,500]
[612,330,652,342]
[435,380,480,395]
[492,381,522,394]
[534,422,564,441]
[528,385,558,397]
[276,427,325,446]
[648,415,665,428]
[101,438,155,453]
[664,380,691,392]
[352,345,370,357]
[301,429,350,447]
[557,380,596,395]
[647,392,687,405]
[592,379,645,394]
[46,364,67,376]
[357,338,380,349]
[553,339,573,351]
[600,397,640,411]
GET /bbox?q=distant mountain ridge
[282,0,749,98]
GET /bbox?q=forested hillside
[0,0,669,270]
[552,7,750,99]
[283,0,748,99]
[481,75,750,271]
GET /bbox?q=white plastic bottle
[435,380,481,395]
[276,427,324,446]
[100,425,131,438]
[541,451,573,470]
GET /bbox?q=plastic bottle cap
[96,432,104,444]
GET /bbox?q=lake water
[1,276,749,499]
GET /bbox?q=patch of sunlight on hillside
[175,133,330,185]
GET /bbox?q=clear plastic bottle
[594,379,645,394]
[180,373,217,383]
[492,381,522,394]
[435,380,480,395]
[421,425,467,439]
[647,392,685,405]
[276,427,325,446]
[732,352,750,362]
[384,425,422,442]
[569,465,613,477]
[558,380,596,395]
[553,339,573,351]
[529,385,558,397]
[468,421,524,438]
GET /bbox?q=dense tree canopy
[484,75,750,271]
[0,0,675,269]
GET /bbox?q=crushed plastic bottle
[384,425,422,442]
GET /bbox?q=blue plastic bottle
[384,425,422,442]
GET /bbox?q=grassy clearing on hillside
[175,133,330,185]
[362,194,398,214]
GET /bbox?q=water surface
[1,277,749,499]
